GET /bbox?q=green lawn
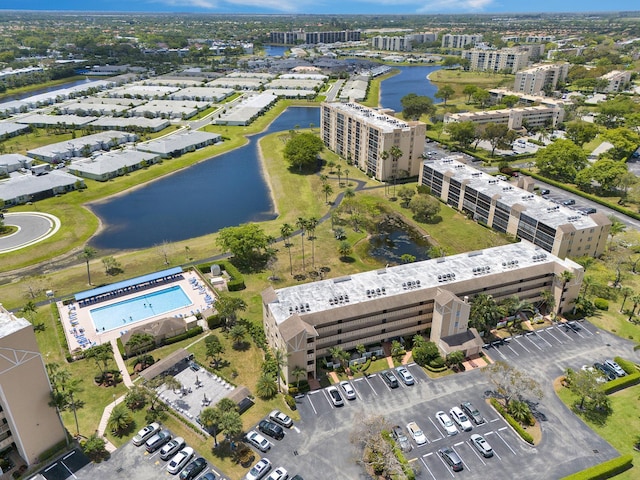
[556,383,640,479]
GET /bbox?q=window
[307,337,314,343]
[307,360,314,365]
[307,349,314,355]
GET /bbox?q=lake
[379,65,442,113]
[89,107,320,250]
[263,45,288,57]
[0,78,97,103]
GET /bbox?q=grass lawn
[555,383,640,479]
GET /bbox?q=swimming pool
[90,285,193,332]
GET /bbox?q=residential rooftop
[327,102,410,132]
[267,241,565,325]
[0,306,30,338]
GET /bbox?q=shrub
[219,260,245,291]
[602,372,640,394]
[284,394,296,410]
[207,314,224,329]
[490,398,534,445]
[593,298,609,311]
[613,356,638,375]
[559,454,633,480]
[163,326,203,345]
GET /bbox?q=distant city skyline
[1,0,637,15]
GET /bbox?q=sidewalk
[111,338,133,388]
[96,395,126,453]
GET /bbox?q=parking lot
[250,319,635,480]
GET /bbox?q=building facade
[462,48,530,74]
[514,63,569,95]
[371,33,437,52]
[419,157,610,258]
[269,30,361,45]
[0,305,67,465]
[441,34,483,49]
[262,241,583,384]
[599,70,632,93]
[444,104,565,130]
[320,102,426,181]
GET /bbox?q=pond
[89,106,320,250]
[263,45,288,57]
[0,78,97,103]
[379,65,442,113]
[367,216,431,264]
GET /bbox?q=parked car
[145,429,172,453]
[562,199,576,206]
[593,362,617,381]
[290,476,304,480]
[327,386,344,407]
[179,457,207,480]
[246,430,271,452]
[265,467,288,480]
[202,473,217,480]
[470,434,493,457]
[436,411,458,436]
[269,410,293,428]
[339,380,356,400]
[167,447,194,475]
[132,422,160,446]
[391,425,412,453]
[258,420,285,440]
[381,370,399,389]
[540,189,550,195]
[439,447,463,472]
[449,406,473,432]
[605,359,627,377]
[395,366,415,385]
[245,458,272,480]
[406,421,427,445]
[460,402,485,425]
[160,437,186,461]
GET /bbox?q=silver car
[395,366,415,385]
[339,380,356,400]
[470,434,493,457]
[604,359,626,377]
[132,422,160,446]
[436,411,458,436]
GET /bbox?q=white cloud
[417,0,495,13]
[152,0,306,11]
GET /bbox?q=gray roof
[138,130,221,155]
[265,241,569,326]
[424,157,601,230]
[27,130,134,160]
[16,114,99,126]
[0,153,31,169]
[69,149,158,176]
[0,170,82,201]
[89,117,170,131]
[0,122,29,136]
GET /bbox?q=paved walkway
[96,395,125,453]
[111,338,134,387]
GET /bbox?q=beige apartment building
[419,157,610,259]
[320,102,426,181]
[462,48,530,74]
[514,63,569,95]
[262,241,583,384]
[0,305,67,465]
[444,104,565,130]
[599,70,632,93]
[441,34,483,49]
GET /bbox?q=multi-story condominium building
[441,34,483,49]
[262,241,583,384]
[444,104,565,130]
[0,305,67,465]
[514,63,569,95]
[419,157,610,258]
[599,70,632,93]
[502,35,555,44]
[371,33,437,52]
[518,43,546,61]
[489,88,572,109]
[269,30,361,45]
[320,102,426,181]
[462,48,530,74]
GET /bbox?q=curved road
[0,212,61,253]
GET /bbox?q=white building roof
[0,170,82,202]
[89,117,170,131]
[327,102,411,132]
[138,130,221,155]
[16,114,99,126]
[70,149,158,176]
[0,122,29,136]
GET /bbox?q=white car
[246,430,271,452]
[406,421,427,445]
[132,422,160,446]
[339,380,356,400]
[436,411,458,436]
[245,458,272,480]
[269,410,293,428]
[449,406,473,432]
[470,433,493,457]
[605,359,626,377]
[265,466,288,480]
[160,437,185,461]
[167,446,194,474]
[327,386,344,407]
[395,366,415,385]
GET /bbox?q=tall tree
[556,270,575,315]
[216,224,270,271]
[280,223,294,275]
[470,294,505,338]
[388,146,403,196]
[283,132,324,172]
[400,93,436,120]
[273,348,288,393]
[434,85,455,105]
[213,294,247,330]
[446,121,477,149]
[535,139,588,182]
[306,216,319,269]
[565,120,599,147]
[80,246,97,286]
[462,84,478,104]
[291,365,307,389]
[296,217,308,271]
[482,123,512,156]
[484,361,543,407]
[322,182,334,204]
[205,334,225,368]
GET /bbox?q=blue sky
[2,0,637,14]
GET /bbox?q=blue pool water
[90,285,193,332]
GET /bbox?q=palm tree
[556,270,575,315]
[379,150,389,192]
[627,295,640,322]
[229,324,247,349]
[80,246,97,286]
[108,404,134,436]
[328,346,350,371]
[292,365,307,389]
[620,287,634,313]
[322,183,333,204]
[344,168,350,186]
[607,216,626,250]
[213,294,247,330]
[538,290,555,315]
[508,400,532,425]
[580,276,594,299]
[338,241,352,259]
[296,217,308,271]
[389,146,403,196]
[218,410,243,442]
[273,348,288,393]
[470,294,506,338]
[280,223,294,275]
[306,217,318,269]
[21,300,37,323]
[199,406,221,446]
[256,374,278,399]
[336,164,342,186]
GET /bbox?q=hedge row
[613,356,638,375]
[559,454,633,480]
[489,398,534,445]
[423,363,448,373]
[196,260,245,291]
[521,169,640,222]
[163,326,203,345]
[602,372,640,394]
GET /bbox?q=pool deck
[58,271,216,353]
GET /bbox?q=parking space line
[555,325,574,340]
[306,392,318,414]
[496,428,517,455]
[534,331,553,347]
[61,461,78,479]
[435,452,456,477]
[544,328,563,344]
[420,455,438,480]
[466,439,487,465]
[504,343,520,356]
[512,337,531,353]
[580,323,594,336]
[363,374,379,396]
[452,445,471,472]
[322,388,334,408]
[147,450,161,459]
[429,417,445,440]
[523,333,543,351]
